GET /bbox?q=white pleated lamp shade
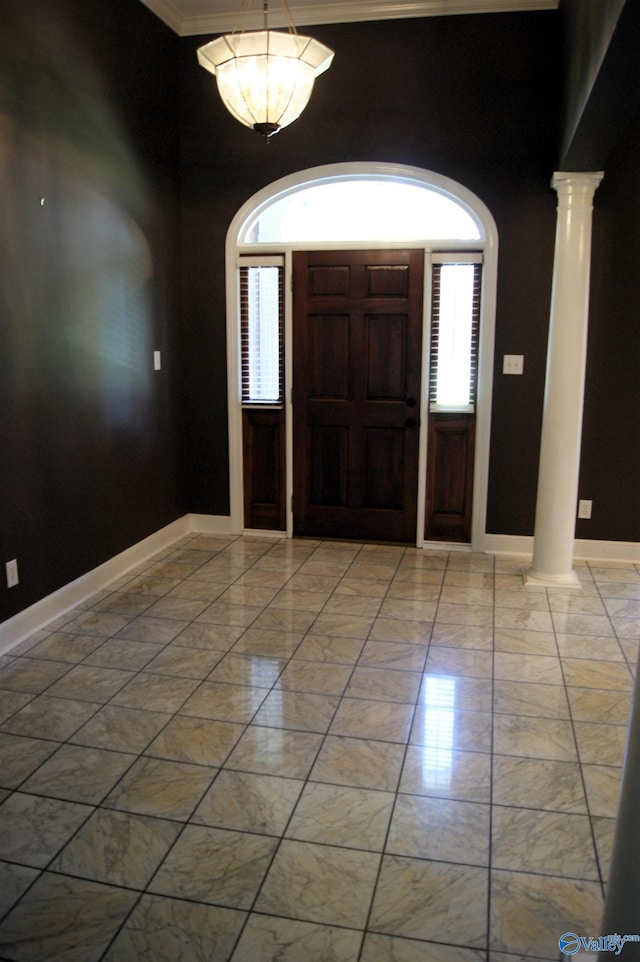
[198,30,334,139]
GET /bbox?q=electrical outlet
[6,559,19,588]
[503,354,524,375]
[578,499,592,520]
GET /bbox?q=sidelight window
[429,255,482,413]
[239,257,284,405]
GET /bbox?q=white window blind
[239,258,284,405]
[429,256,482,413]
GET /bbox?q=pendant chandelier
[197,0,334,142]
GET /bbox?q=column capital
[551,171,604,209]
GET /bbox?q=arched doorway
[225,163,498,549]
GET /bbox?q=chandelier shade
[197,26,333,140]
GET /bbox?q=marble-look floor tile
[172,622,245,650]
[573,720,627,766]
[310,735,405,792]
[82,638,163,671]
[275,660,353,695]
[0,862,40,918]
[430,624,493,650]
[424,647,493,678]
[493,715,577,761]
[581,764,622,818]
[591,815,616,881]
[103,895,246,962]
[494,608,553,632]
[150,824,277,908]
[294,633,365,664]
[493,628,557,656]
[253,608,318,633]
[104,755,216,819]
[490,869,603,957]
[192,769,304,834]
[411,706,492,753]
[225,726,323,779]
[286,781,394,850]
[358,640,428,671]
[491,806,598,879]
[70,704,171,754]
[0,657,71,693]
[232,627,304,659]
[311,613,375,640]
[323,593,383,617]
[386,580,441,602]
[0,695,99,741]
[329,697,413,742]
[552,612,614,638]
[0,872,138,962]
[255,839,380,928]
[493,680,569,718]
[0,792,92,867]
[566,686,632,725]
[369,855,488,947]
[142,645,224,679]
[25,632,105,663]
[494,589,550,611]
[231,913,361,962]
[377,600,437,624]
[50,808,181,888]
[0,732,59,788]
[492,756,586,813]
[361,934,486,962]
[556,632,624,661]
[420,673,493,712]
[345,667,421,703]
[400,746,491,802]
[196,603,264,628]
[21,743,135,804]
[0,690,33,724]
[271,588,333,612]
[562,658,633,690]
[114,615,188,643]
[179,681,268,723]
[439,585,494,607]
[63,610,133,638]
[109,672,200,713]
[207,652,286,688]
[435,604,494,628]
[494,652,563,686]
[46,664,134,703]
[252,689,340,733]
[387,794,490,866]
[145,715,244,766]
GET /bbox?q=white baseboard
[2,519,637,656]
[0,517,192,655]
[483,534,640,564]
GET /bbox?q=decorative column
[525,171,603,588]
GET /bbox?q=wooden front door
[292,250,424,543]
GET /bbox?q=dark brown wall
[578,109,640,542]
[179,12,563,533]
[0,0,183,621]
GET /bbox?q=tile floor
[0,534,638,961]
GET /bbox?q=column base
[523,567,582,589]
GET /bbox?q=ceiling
[139,0,558,37]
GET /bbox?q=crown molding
[140,0,558,37]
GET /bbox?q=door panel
[424,414,475,541]
[293,250,423,543]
